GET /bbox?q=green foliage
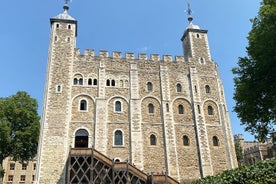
[234,142,244,167]
[232,0,276,142]
[192,158,276,184]
[0,91,40,164]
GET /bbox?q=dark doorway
[75,129,89,148]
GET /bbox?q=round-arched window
[75,129,89,148]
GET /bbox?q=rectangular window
[8,175,13,181]
[22,163,27,170]
[10,163,15,170]
[33,163,36,170]
[20,175,26,182]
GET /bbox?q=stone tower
[35,3,77,183]
[36,3,237,183]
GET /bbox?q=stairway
[67,148,179,184]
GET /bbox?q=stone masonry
[35,4,238,183]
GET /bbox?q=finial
[63,0,72,12]
[187,2,193,23]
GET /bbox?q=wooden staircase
[67,148,179,184]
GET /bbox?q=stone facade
[2,157,36,184]
[36,4,237,183]
[234,134,276,165]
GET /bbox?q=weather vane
[187,2,192,16]
[65,0,72,4]
[186,1,193,23]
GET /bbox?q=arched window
[75,129,89,148]
[147,82,153,92]
[176,83,182,92]
[73,78,78,85]
[114,130,123,146]
[68,24,71,29]
[111,79,115,86]
[93,79,97,86]
[79,78,83,85]
[106,79,110,86]
[56,85,61,92]
[80,100,87,111]
[213,136,219,146]
[178,105,184,114]
[67,37,70,43]
[88,78,92,85]
[120,80,123,87]
[115,101,121,112]
[148,103,154,114]
[205,85,210,94]
[56,24,59,29]
[200,58,204,64]
[183,135,189,146]
[208,106,214,115]
[150,134,156,145]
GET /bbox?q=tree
[232,0,276,142]
[0,91,40,182]
[234,142,244,167]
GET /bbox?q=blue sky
[0,0,261,140]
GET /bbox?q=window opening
[93,79,98,85]
[79,78,83,85]
[213,136,219,146]
[208,106,214,115]
[88,78,92,85]
[194,85,197,93]
[178,105,184,114]
[73,78,78,85]
[114,130,123,146]
[150,134,157,145]
[205,85,210,93]
[80,100,87,111]
[75,129,89,148]
[148,103,154,113]
[197,105,201,114]
[166,103,169,112]
[147,82,153,92]
[177,83,182,92]
[111,79,115,86]
[22,164,27,170]
[106,79,110,86]
[8,175,13,182]
[115,101,122,112]
[183,135,189,146]
[68,24,71,29]
[10,163,15,170]
[20,175,26,182]
[57,85,61,92]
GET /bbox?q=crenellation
[126,52,135,59]
[138,53,148,60]
[163,55,173,62]
[99,50,109,57]
[175,56,185,62]
[37,4,238,184]
[74,48,80,55]
[112,51,122,58]
[85,49,95,56]
[150,54,160,61]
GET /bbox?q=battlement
[74,48,186,62]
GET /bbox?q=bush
[192,158,276,184]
